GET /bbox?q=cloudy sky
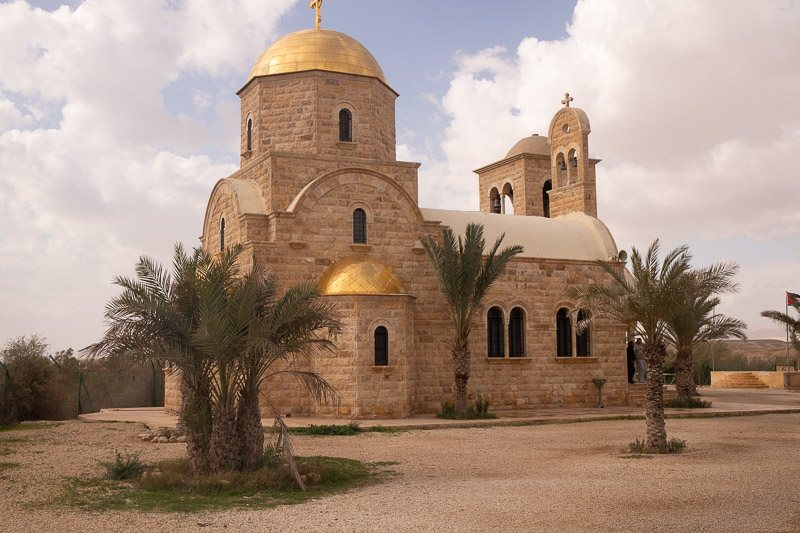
[1,0,798,352]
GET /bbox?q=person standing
[626,340,636,384]
[634,338,646,383]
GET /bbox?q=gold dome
[318,257,406,295]
[247,29,387,85]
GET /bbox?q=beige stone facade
[164,28,631,418]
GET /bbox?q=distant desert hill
[721,339,790,361]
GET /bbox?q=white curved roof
[228,179,267,215]
[420,209,618,262]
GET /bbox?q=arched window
[220,218,225,252]
[542,180,552,218]
[246,118,252,151]
[509,307,525,357]
[487,307,504,357]
[556,153,567,187]
[576,309,590,357]
[374,326,388,366]
[339,108,352,142]
[489,187,501,213]
[556,308,572,357]
[353,208,367,244]
[568,148,578,184]
[502,183,514,215]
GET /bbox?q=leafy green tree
[1,335,56,423]
[569,240,691,452]
[665,265,746,401]
[421,223,523,414]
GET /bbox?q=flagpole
[787,292,790,371]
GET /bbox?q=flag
[788,292,800,308]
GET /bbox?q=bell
[558,161,567,171]
[492,197,501,213]
[572,157,578,167]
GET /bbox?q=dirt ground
[2,412,799,532]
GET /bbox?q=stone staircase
[626,383,678,407]
[713,372,768,389]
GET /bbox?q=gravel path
[1,414,799,532]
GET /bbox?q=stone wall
[238,71,397,165]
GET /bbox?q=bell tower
[546,94,598,218]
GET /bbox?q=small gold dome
[318,257,406,295]
[247,29,387,85]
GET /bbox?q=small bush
[292,423,360,436]
[100,451,149,480]
[437,399,498,420]
[665,397,711,409]
[627,437,687,454]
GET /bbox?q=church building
[166,11,631,418]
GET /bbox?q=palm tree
[194,248,341,476]
[421,223,523,414]
[569,240,691,452]
[85,244,214,474]
[761,302,800,361]
[231,275,341,472]
[87,245,341,486]
[666,265,747,401]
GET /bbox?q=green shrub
[100,451,149,480]
[437,399,498,420]
[665,397,711,409]
[292,423,360,436]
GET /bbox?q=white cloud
[0,0,298,351]
[421,0,800,338]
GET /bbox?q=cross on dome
[561,93,573,107]
[310,0,323,29]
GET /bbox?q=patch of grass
[436,399,498,420]
[626,437,687,454]
[0,422,56,433]
[364,425,404,434]
[571,415,645,423]
[48,455,383,513]
[665,397,712,409]
[0,461,20,472]
[99,451,149,480]
[291,421,362,436]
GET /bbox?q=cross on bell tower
[561,92,573,107]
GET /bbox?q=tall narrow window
[487,307,504,357]
[353,208,367,244]
[543,180,552,218]
[246,118,252,151]
[556,308,572,357]
[374,326,388,366]
[576,309,590,357]
[509,307,525,357]
[220,218,225,252]
[339,109,352,142]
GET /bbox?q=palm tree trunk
[180,374,211,475]
[453,347,470,414]
[209,406,240,473]
[674,348,696,402]
[236,386,265,469]
[644,343,667,452]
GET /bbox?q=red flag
[788,292,800,307]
